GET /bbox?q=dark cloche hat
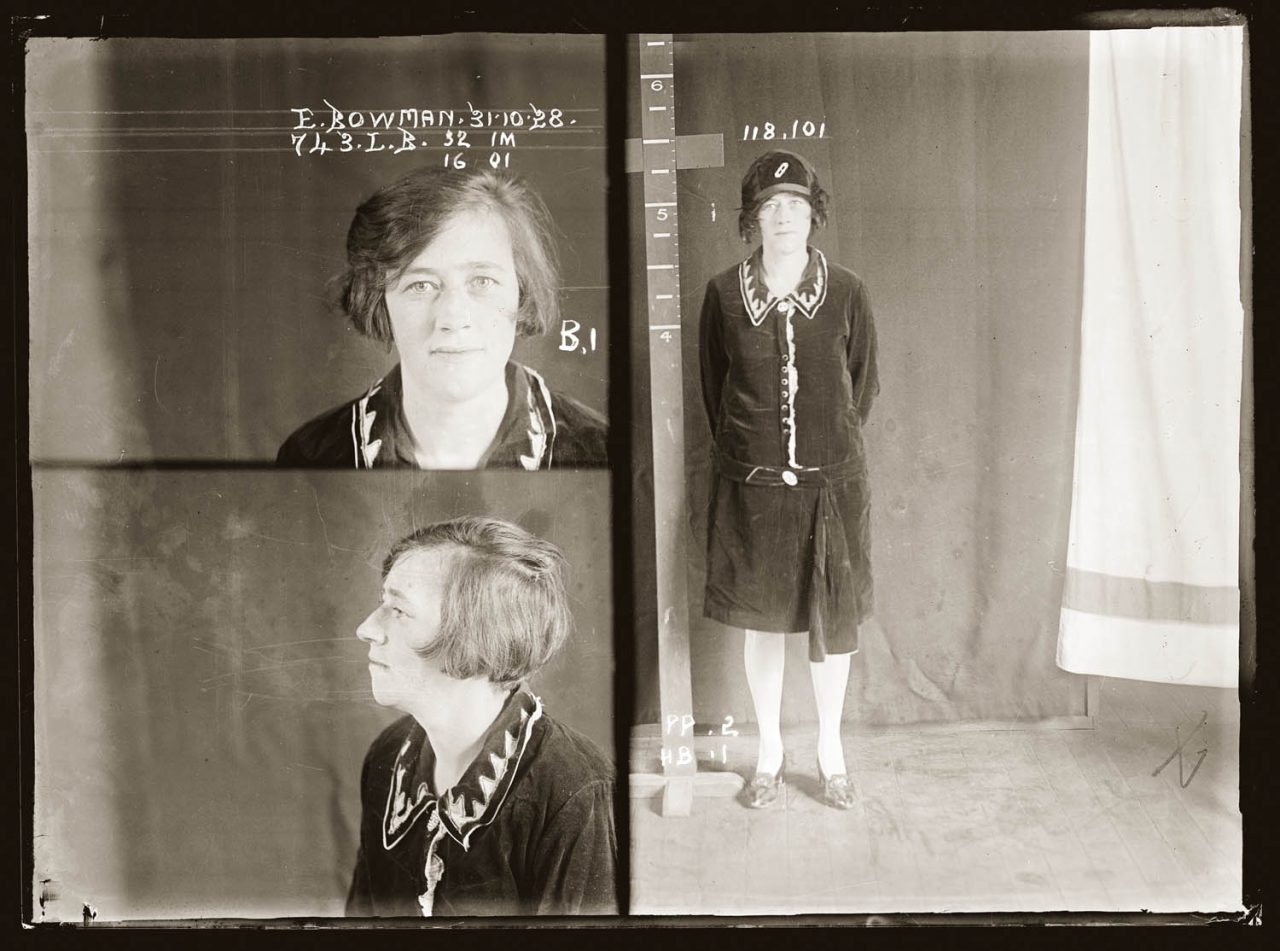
[740,149,821,209]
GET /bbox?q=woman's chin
[407,356,506,404]
[764,238,807,257]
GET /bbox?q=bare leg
[743,630,786,775]
[809,651,852,777]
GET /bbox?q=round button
[782,470,798,486]
[778,301,793,315]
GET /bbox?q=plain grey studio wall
[33,469,613,920]
[28,36,607,462]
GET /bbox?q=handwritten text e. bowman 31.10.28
[289,100,579,166]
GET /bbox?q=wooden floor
[629,678,1242,915]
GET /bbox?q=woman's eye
[470,275,498,290]
[405,280,439,294]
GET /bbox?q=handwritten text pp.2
[662,714,740,767]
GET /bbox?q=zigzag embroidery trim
[739,257,772,327]
[452,697,543,851]
[354,379,384,469]
[795,249,829,314]
[737,250,829,326]
[382,734,434,850]
[520,379,546,471]
[519,366,557,470]
[380,695,544,852]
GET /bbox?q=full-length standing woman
[699,150,879,809]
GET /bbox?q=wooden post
[630,33,742,816]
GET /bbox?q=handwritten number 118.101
[742,120,827,141]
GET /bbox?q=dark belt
[714,453,864,488]
[714,451,865,661]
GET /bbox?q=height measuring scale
[634,34,743,817]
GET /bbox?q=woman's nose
[433,286,473,332]
[356,610,384,644]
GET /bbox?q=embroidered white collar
[351,364,556,470]
[381,691,543,853]
[738,247,829,327]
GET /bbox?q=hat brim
[753,182,811,204]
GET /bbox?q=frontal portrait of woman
[277,167,608,470]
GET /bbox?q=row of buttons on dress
[778,299,798,484]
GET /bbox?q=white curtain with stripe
[1057,26,1244,688]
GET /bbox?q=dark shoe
[818,765,856,810]
[742,766,785,809]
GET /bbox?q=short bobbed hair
[382,516,572,688]
[737,149,831,243]
[340,167,562,344]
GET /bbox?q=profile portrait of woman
[347,516,617,916]
[698,149,880,811]
[277,166,608,470]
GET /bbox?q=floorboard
[629,678,1243,915]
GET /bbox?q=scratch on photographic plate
[153,357,168,412]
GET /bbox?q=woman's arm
[344,744,376,916]
[344,845,374,916]
[847,279,880,423]
[531,779,618,915]
[698,280,728,435]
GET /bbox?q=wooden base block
[630,771,747,817]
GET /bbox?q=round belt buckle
[781,469,798,487]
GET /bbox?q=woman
[699,150,879,810]
[278,167,607,469]
[347,517,617,916]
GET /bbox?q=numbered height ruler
[638,34,698,811]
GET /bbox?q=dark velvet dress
[277,361,607,469]
[699,246,879,660]
[346,690,617,917]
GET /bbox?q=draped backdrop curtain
[1056,27,1245,688]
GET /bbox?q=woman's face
[756,193,812,256]
[384,208,521,402]
[356,547,453,713]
